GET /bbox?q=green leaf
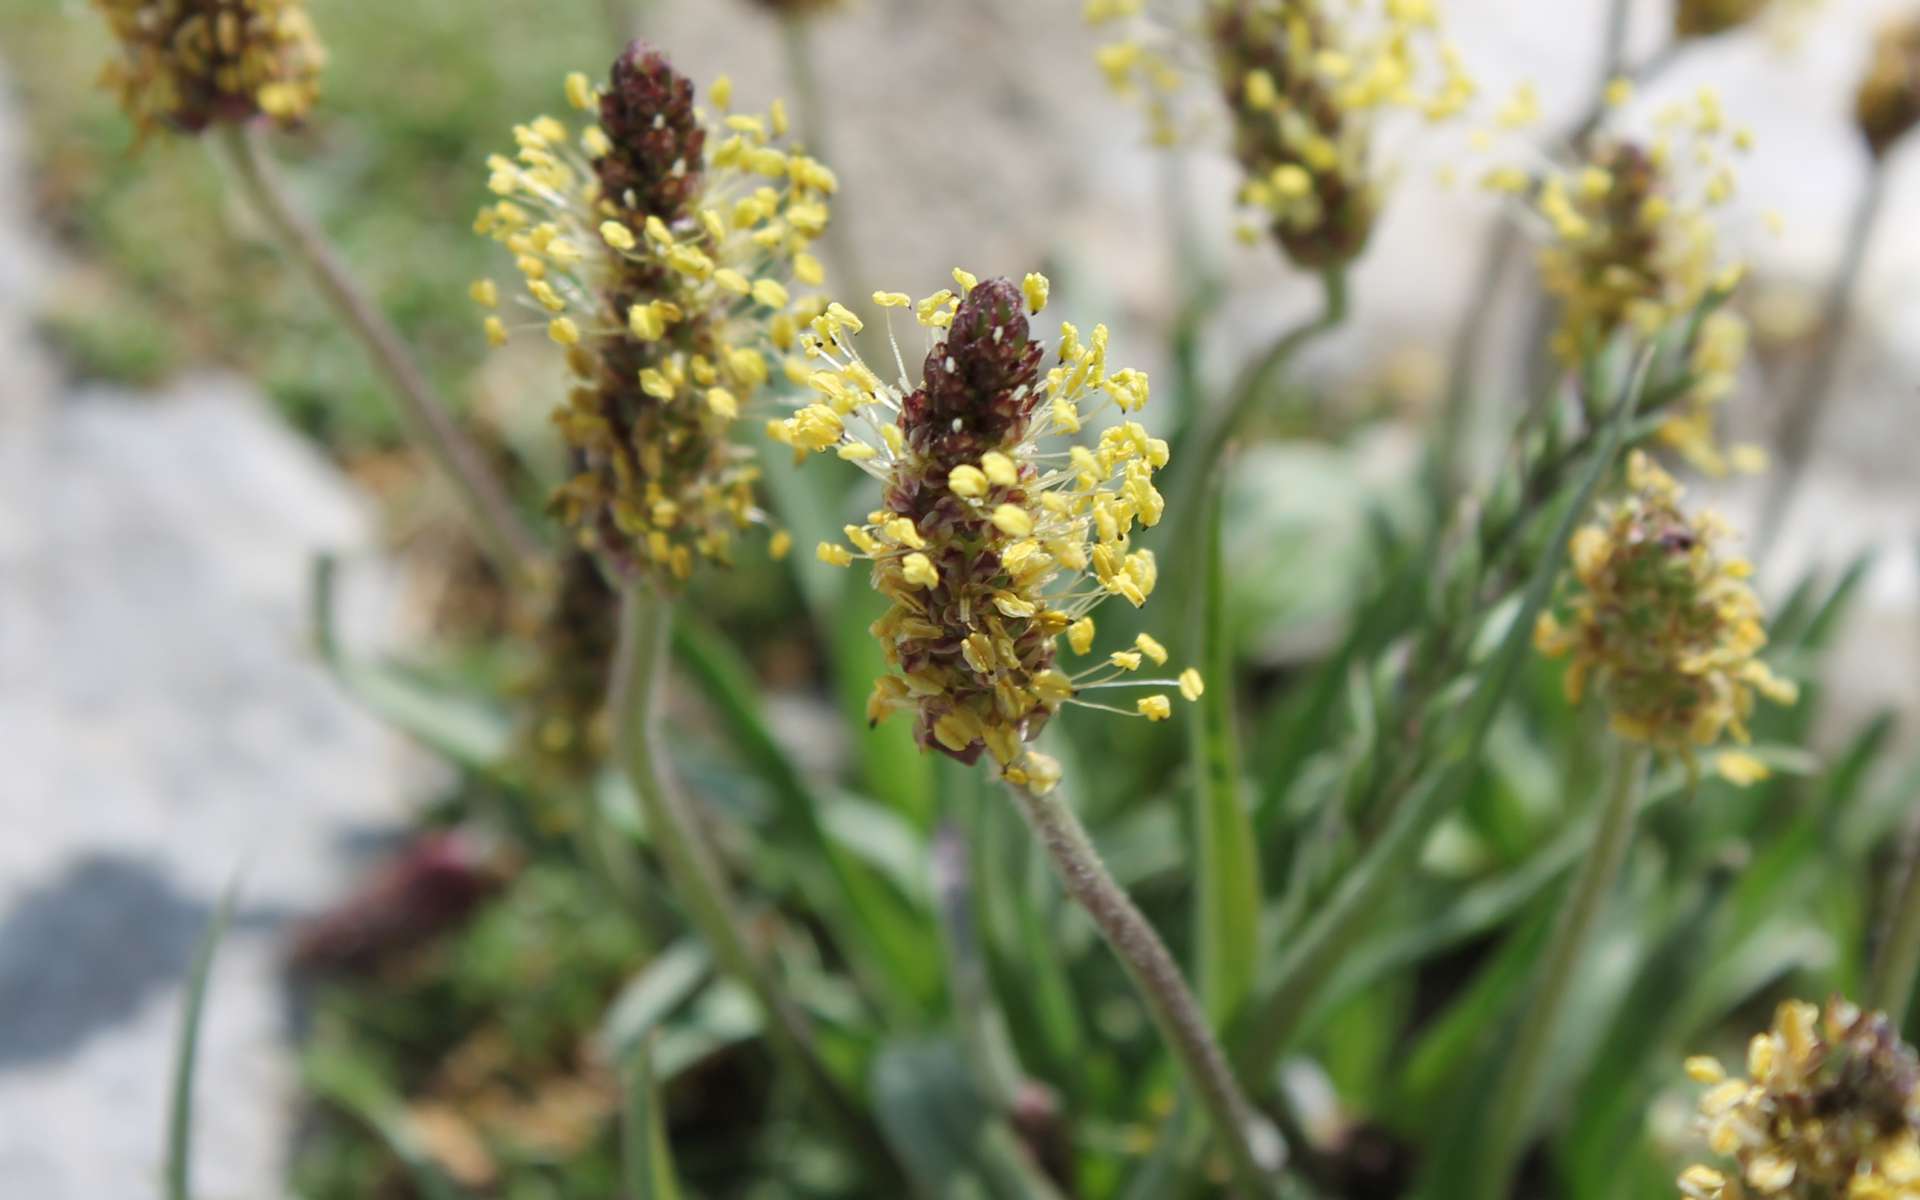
[308,554,511,771]
[621,1036,686,1200]
[304,1051,465,1200]
[869,1038,1067,1200]
[165,881,236,1200]
[1191,471,1262,1030]
[672,615,941,1016]
[1237,352,1648,1079]
[597,939,712,1064]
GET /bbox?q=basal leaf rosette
[473,41,836,586]
[773,273,1203,793]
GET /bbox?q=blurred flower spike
[472,41,836,585]
[1679,998,1920,1199]
[1085,0,1472,268]
[92,0,326,135]
[774,272,1203,793]
[1857,15,1920,159]
[1534,452,1795,782]
[747,0,847,16]
[1494,100,1758,473]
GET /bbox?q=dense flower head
[472,42,834,584]
[1493,96,1758,473]
[774,272,1203,792]
[1085,0,1469,267]
[747,0,846,15]
[1679,998,1920,1199]
[1675,0,1770,38]
[91,0,324,135]
[1857,16,1920,159]
[1534,452,1795,771]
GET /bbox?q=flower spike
[1534,452,1794,780]
[777,272,1198,792]
[474,42,836,585]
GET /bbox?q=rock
[0,70,427,1200]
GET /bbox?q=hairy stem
[1756,163,1888,563]
[1471,742,1647,1200]
[217,125,545,585]
[610,583,901,1181]
[1006,781,1285,1195]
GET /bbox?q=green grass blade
[165,882,236,1200]
[672,614,941,1014]
[1192,472,1262,1029]
[304,1050,465,1200]
[622,1035,686,1200]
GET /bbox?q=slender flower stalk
[219,127,546,583]
[88,0,545,583]
[1758,15,1917,560]
[1470,740,1648,1200]
[1009,779,1285,1190]
[779,273,1278,1188]
[1679,998,1920,1198]
[607,583,897,1175]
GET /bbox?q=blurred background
[0,0,1915,1195]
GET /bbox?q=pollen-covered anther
[784,271,1184,790]
[474,40,835,586]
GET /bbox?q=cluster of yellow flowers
[1680,999,1920,1199]
[1085,0,1470,266]
[1534,452,1794,777]
[91,0,325,134]
[772,273,1201,793]
[1487,87,1759,473]
[1857,15,1920,159]
[473,42,837,584]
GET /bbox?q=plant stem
[1756,163,1888,563]
[1470,742,1647,1200]
[1433,2,1666,508]
[216,125,545,586]
[1208,269,1348,465]
[609,583,902,1183]
[1005,781,1285,1195]
[1870,809,1920,1025]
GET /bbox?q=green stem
[1756,163,1888,563]
[1470,742,1648,1200]
[1208,269,1348,464]
[216,125,545,586]
[609,583,901,1182]
[1005,781,1285,1195]
[1869,810,1920,1025]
